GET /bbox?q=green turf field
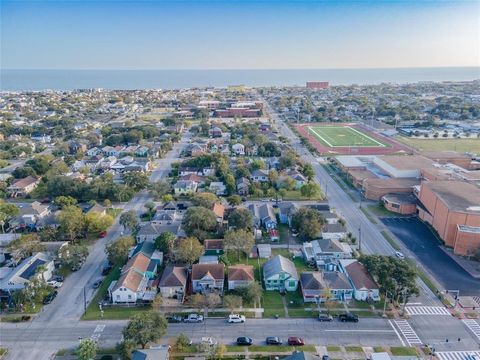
[308,125,387,148]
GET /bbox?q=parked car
[99,231,107,238]
[322,356,330,360]
[266,337,283,345]
[236,337,253,346]
[395,251,405,259]
[102,264,113,276]
[228,314,246,323]
[184,314,204,323]
[166,315,183,323]
[52,275,64,282]
[43,291,58,304]
[92,279,103,289]
[47,280,63,289]
[339,313,359,323]
[287,337,305,346]
[318,313,333,322]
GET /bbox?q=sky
[1,0,479,70]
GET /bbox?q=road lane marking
[462,319,480,340]
[94,324,105,333]
[393,319,422,346]
[388,320,405,347]
[405,306,450,316]
[436,351,480,360]
[324,329,395,333]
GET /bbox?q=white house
[321,223,347,241]
[159,265,187,301]
[174,180,198,195]
[0,252,54,291]
[339,259,380,301]
[191,263,225,293]
[232,143,245,156]
[228,265,254,290]
[209,182,227,196]
[109,268,148,303]
[250,169,269,183]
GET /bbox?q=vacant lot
[308,126,387,148]
[396,136,480,153]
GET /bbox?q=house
[135,146,149,157]
[109,268,148,304]
[124,252,157,280]
[86,147,100,156]
[232,143,245,156]
[263,255,299,292]
[151,210,178,225]
[179,167,201,176]
[7,176,40,197]
[174,180,198,195]
[256,244,272,258]
[204,239,224,256]
[236,177,250,196]
[132,348,169,360]
[68,141,87,154]
[300,271,353,303]
[250,169,269,183]
[211,203,225,224]
[179,174,206,186]
[259,204,277,229]
[199,255,219,264]
[10,201,51,230]
[159,265,187,301]
[136,223,183,243]
[0,252,54,291]
[191,263,225,293]
[339,259,380,301]
[278,202,298,226]
[102,145,124,157]
[87,203,106,215]
[209,182,227,196]
[131,241,164,265]
[209,127,223,138]
[283,170,307,189]
[319,211,339,225]
[228,264,254,290]
[302,239,352,270]
[321,223,347,241]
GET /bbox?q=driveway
[381,217,480,296]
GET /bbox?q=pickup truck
[338,313,359,323]
[183,314,204,323]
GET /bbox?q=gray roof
[278,202,298,217]
[300,271,352,291]
[322,223,346,233]
[159,265,187,287]
[263,255,299,281]
[259,204,276,223]
[315,239,344,253]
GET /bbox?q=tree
[12,166,37,179]
[105,236,135,265]
[155,231,176,255]
[224,229,255,260]
[0,202,19,233]
[119,210,138,231]
[291,208,325,241]
[122,311,168,349]
[26,155,52,175]
[123,172,149,191]
[58,244,89,270]
[175,334,191,352]
[8,234,45,261]
[268,169,279,186]
[176,237,203,265]
[303,164,315,181]
[84,212,114,234]
[228,208,253,230]
[190,293,221,314]
[152,294,163,311]
[77,338,97,360]
[191,193,219,209]
[300,181,322,199]
[246,281,263,308]
[182,206,217,239]
[58,205,85,242]
[227,195,242,206]
[223,295,243,313]
[145,201,156,214]
[224,173,236,195]
[54,195,77,209]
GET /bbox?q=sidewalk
[440,246,480,279]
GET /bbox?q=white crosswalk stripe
[405,306,451,316]
[394,319,422,346]
[436,351,480,360]
[472,296,480,307]
[462,319,480,340]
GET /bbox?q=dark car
[236,337,253,346]
[266,337,282,345]
[322,356,330,360]
[339,313,359,323]
[43,291,58,304]
[92,279,103,289]
[166,315,183,323]
[318,313,333,322]
[102,265,113,276]
[287,337,305,346]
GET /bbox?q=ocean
[1,67,479,91]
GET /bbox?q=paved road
[0,132,192,360]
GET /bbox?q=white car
[47,280,63,289]
[228,314,246,323]
[395,251,405,259]
[184,314,204,323]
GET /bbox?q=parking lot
[381,217,480,296]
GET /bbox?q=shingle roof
[343,260,378,290]
[123,252,150,274]
[112,268,145,292]
[204,239,224,251]
[300,271,352,290]
[159,265,187,287]
[228,265,254,281]
[263,255,299,281]
[191,263,225,281]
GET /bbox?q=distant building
[306,81,329,89]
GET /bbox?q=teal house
[263,255,299,292]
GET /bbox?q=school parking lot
[381,217,480,296]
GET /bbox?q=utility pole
[358,226,362,253]
[83,286,87,313]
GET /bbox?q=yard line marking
[462,319,480,340]
[348,126,386,147]
[388,320,405,347]
[436,351,480,360]
[308,127,334,148]
[405,306,450,316]
[393,319,422,346]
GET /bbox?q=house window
[116,295,120,299]
[288,281,296,287]
[128,295,132,299]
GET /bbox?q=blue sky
[1,0,479,69]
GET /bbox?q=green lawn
[396,136,480,153]
[308,126,387,148]
[390,347,418,356]
[345,346,363,352]
[282,190,325,201]
[262,292,285,318]
[106,208,122,218]
[367,204,400,218]
[326,346,341,352]
[380,231,401,251]
[360,207,378,224]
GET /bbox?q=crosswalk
[393,319,422,346]
[462,319,480,340]
[473,296,480,307]
[405,306,451,316]
[436,351,480,360]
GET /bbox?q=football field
[307,125,387,148]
